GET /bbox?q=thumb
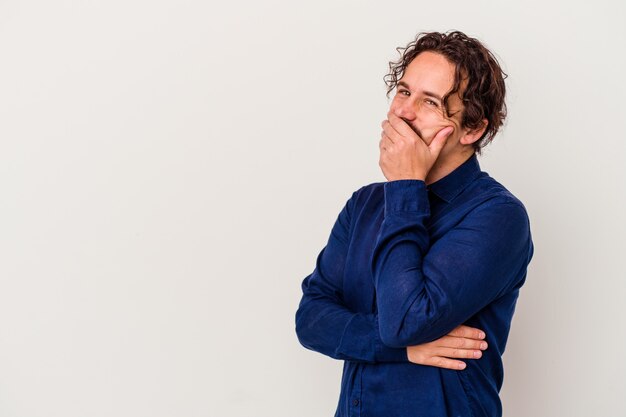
[429,126,454,156]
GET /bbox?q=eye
[425,99,438,107]
[398,89,410,96]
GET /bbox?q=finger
[380,132,393,151]
[448,325,486,340]
[387,113,417,140]
[380,125,394,145]
[428,126,454,155]
[423,356,467,371]
[435,347,484,359]
[381,120,401,144]
[438,335,488,350]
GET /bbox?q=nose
[392,98,416,122]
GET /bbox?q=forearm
[295,289,408,363]
[295,186,409,363]
[370,179,530,348]
[370,180,437,347]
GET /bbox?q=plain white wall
[0,0,624,416]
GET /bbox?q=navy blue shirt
[295,154,534,417]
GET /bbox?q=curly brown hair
[384,30,508,155]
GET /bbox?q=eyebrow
[397,81,443,102]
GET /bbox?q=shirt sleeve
[371,179,533,348]
[295,188,408,363]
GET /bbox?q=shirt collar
[426,153,482,203]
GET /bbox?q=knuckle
[441,335,453,345]
[452,326,464,336]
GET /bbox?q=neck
[425,150,475,186]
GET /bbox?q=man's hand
[379,112,454,182]
[406,325,488,370]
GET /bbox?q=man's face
[388,51,468,155]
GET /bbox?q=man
[295,30,534,417]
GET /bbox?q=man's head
[384,30,507,156]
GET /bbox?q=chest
[341,194,469,313]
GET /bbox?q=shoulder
[467,173,530,218]
[463,174,533,252]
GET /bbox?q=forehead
[400,51,457,96]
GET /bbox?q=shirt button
[352,399,359,406]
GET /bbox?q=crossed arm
[295,181,531,369]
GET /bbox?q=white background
[1,1,625,416]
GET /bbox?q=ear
[459,118,488,146]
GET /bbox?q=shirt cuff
[374,314,409,362]
[335,313,408,363]
[383,179,430,215]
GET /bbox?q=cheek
[420,106,462,132]
[416,107,449,134]
[389,96,403,111]
[416,104,444,122]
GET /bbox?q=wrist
[388,173,426,182]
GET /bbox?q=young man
[295,31,534,417]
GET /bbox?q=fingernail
[479,332,485,339]
[458,362,466,370]
[481,342,488,350]
[473,351,482,358]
